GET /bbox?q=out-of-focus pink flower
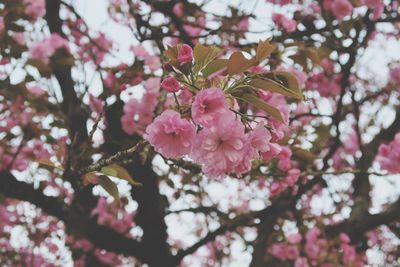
[288,233,302,244]
[161,76,181,92]
[307,72,341,97]
[268,243,288,261]
[172,2,184,17]
[340,233,351,243]
[342,243,356,264]
[272,13,297,33]
[328,0,353,21]
[238,17,249,31]
[132,45,149,57]
[191,87,229,127]
[295,257,309,267]
[144,55,162,71]
[89,94,104,114]
[269,0,292,6]
[0,17,4,34]
[261,143,282,162]
[178,44,193,65]
[376,132,400,174]
[146,110,196,159]
[27,85,46,97]
[24,0,45,20]
[11,32,26,46]
[29,33,69,64]
[389,66,400,84]
[249,123,271,153]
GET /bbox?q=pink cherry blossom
[190,113,247,177]
[161,76,181,92]
[146,110,196,159]
[191,87,230,127]
[178,44,193,65]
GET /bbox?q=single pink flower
[146,110,196,159]
[161,76,181,92]
[190,113,246,177]
[191,87,229,127]
[178,44,193,65]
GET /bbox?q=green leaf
[37,159,64,171]
[227,51,258,75]
[241,93,285,123]
[201,59,228,78]
[97,175,120,202]
[292,147,317,163]
[249,73,303,100]
[100,166,118,177]
[193,44,221,74]
[163,45,179,61]
[107,164,142,186]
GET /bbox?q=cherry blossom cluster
[141,44,296,178]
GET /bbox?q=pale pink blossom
[190,113,246,177]
[146,110,196,159]
[191,87,230,127]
